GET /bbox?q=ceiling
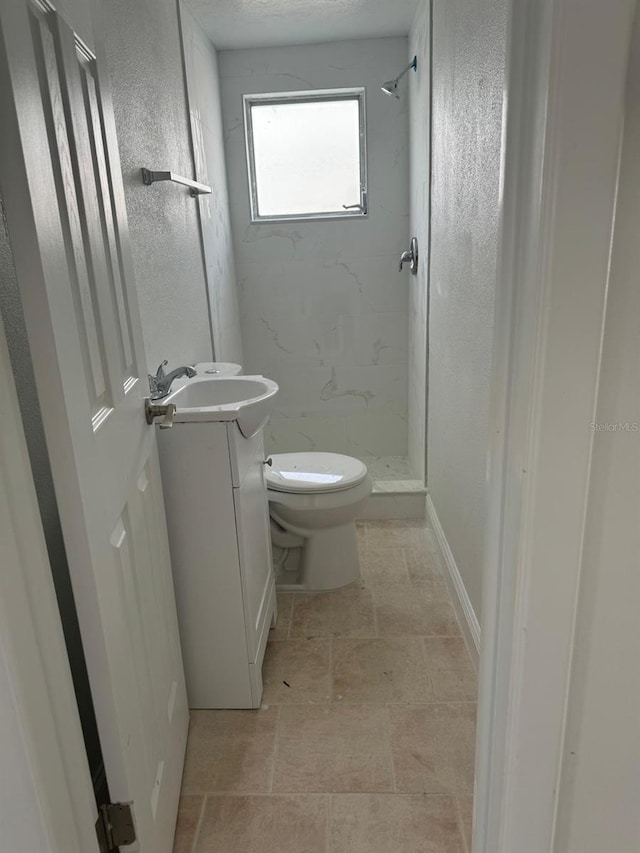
[184,0,419,50]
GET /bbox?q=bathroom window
[243,88,367,222]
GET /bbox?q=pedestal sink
[165,375,278,438]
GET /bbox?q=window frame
[242,87,368,224]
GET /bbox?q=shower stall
[181,26,430,516]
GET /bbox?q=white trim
[426,494,480,668]
[0,316,98,852]
[475,1,635,852]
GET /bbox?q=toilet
[165,365,371,589]
[265,452,372,591]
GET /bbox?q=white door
[0,2,188,851]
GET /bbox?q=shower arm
[394,56,418,84]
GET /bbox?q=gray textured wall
[100,0,214,372]
[427,0,507,622]
[180,5,243,364]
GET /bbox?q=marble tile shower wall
[218,38,411,460]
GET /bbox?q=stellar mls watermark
[590,421,639,432]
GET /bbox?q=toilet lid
[266,452,368,494]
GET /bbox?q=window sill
[249,211,369,225]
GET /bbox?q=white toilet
[265,452,372,591]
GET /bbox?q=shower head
[381,55,417,98]
[381,79,400,99]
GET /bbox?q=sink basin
[168,361,242,393]
[172,378,268,409]
[165,375,278,438]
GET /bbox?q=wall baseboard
[426,494,481,668]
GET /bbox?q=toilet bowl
[265,452,372,591]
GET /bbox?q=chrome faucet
[148,360,197,400]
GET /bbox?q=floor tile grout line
[285,593,295,640]
[251,699,479,709]
[419,635,437,701]
[190,793,207,853]
[267,704,282,794]
[188,789,472,798]
[455,794,471,853]
[288,632,466,640]
[371,589,380,637]
[386,705,398,795]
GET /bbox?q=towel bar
[141,168,212,197]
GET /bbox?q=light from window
[243,89,367,222]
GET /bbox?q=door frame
[474,0,635,851]
[0,314,99,853]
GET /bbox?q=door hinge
[96,802,137,851]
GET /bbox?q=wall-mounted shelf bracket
[141,168,212,197]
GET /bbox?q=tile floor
[173,519,477,853]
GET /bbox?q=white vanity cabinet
[158,421,276,709]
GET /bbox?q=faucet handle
[154,359,168,379]
[159,403,176,429]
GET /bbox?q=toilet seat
[266,452,368,494]
[267,474,373,515]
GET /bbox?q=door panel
[0,2,188,850]
[233,436,275,659]
[32,13,109,414]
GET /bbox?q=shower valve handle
[399,237,419,275]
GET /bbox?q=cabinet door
[233,434,275,660]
